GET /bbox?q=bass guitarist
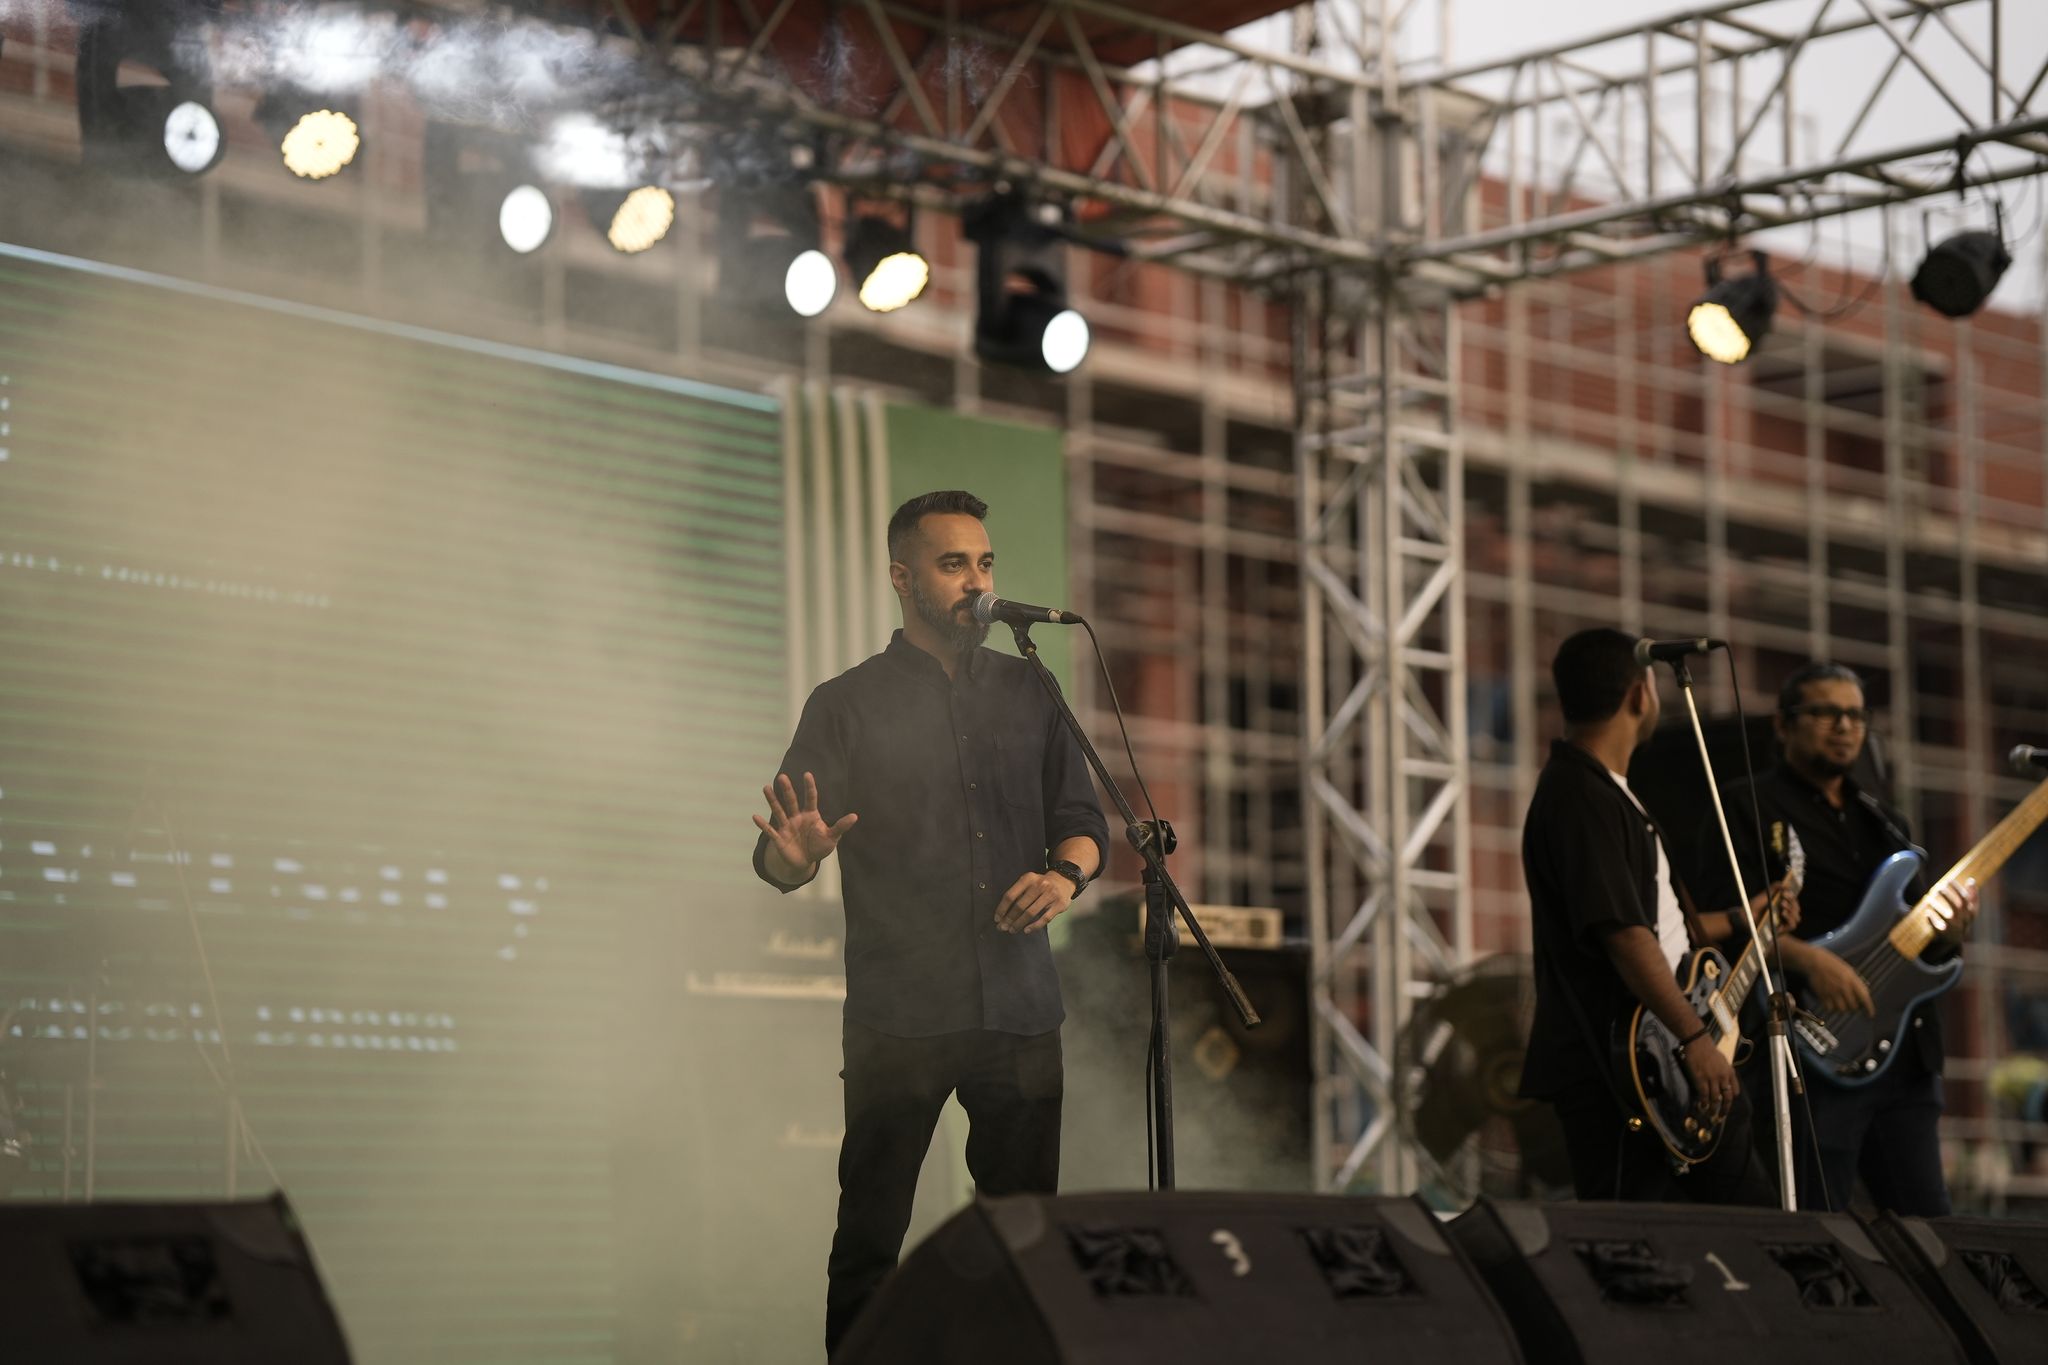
[1693,661,1978,1215]
[1518,628,1781,1204]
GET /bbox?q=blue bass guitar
[1792,777,2048,1086]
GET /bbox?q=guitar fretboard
[1890,776,2048,959]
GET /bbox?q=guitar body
[1792,849,1963,1087]
[1614,947,1735,1168]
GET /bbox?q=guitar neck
[1715,899,1784,1015]
[1890,776,2048,960]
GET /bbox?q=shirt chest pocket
[992,728,1045,815]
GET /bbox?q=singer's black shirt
[752,630,1109,1038]
[1693,765,1944,1073]
[1518,739,1682,1100]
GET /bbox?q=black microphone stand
[1008,622,1259,1189]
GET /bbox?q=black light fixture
[965,193,1090,374]
[1911,228,2011,318]
[844,205,929,313]
[74,0,223,177]
[1687,250,1778,365]
[719,186,838,318]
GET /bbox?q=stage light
[1040,306,1091,375]
[1911,230,2010,318]
[280,109,360,179]
[965,193,1090,374]
[784,249,838,317]
[1687,252,1778,365]
[593,186,675,254]
[845,211,929,313]
[163,99,222,175]
[720,187,838,318]
[498,185,553,254]
[74,1,224,177]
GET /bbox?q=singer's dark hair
[887,490,989,561]
[1778,661,1864,714]
[1552,627,1648,726]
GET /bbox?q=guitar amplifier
[1057,902,1310,1192]
[1447,1198,1966,1365]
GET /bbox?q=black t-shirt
[1692,765,1942,1072]
[1518,739,1686,1100]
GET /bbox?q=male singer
[750,489,1108,1356]
[1519,628,1775,1204]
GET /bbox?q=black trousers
[824,1018,1062,1358]
[1750,1047,1950,1216]
[1551,1078,1776,1206]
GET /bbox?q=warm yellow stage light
[280,109,360,180]
[858,250,930,312]
[608,186,675,254]
[1686,300,1753,364]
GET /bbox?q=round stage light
[1040,307,1090,374]
[1686,264,1777,365]
[499,184,553,254]
[162,99,222,175]
[783,247,838,318]
[280,109,360,180]
[858,251,929,312]
[846,214,930,313]
[607,186,675,254]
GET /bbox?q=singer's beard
[913,576,990,653]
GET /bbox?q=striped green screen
[0,246,784,1363]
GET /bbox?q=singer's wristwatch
[1046,859,1089,900]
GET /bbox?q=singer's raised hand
[754,771,858,881]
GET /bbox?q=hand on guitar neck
[1923,876,1981,958]
[1780,877,1977,1016]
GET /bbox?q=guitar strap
[1854,787,1927,863]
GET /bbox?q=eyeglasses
[1785,703,1873,729]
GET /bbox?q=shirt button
[978,882,987,890]
[960,735,968,742]
[969,782,977,790]
[976,831,985,839]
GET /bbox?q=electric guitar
[1613,826,1805,1169]
[1792,775,2048,1086]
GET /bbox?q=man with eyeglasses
[1693,661,1977,1215]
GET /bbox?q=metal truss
[548,0,2048,294]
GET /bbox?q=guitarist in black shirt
[1518,629,1775,1204]
[1695,661,1977,1215]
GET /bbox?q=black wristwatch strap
[1046,860,1088,900]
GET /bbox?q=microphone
[1634,636,1725,667]
[971,591,1085,627]
[2011,745,2048,775]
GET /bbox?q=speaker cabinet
[0,1193,351,1364]
[1867,1212,2048,1365]
[834,1190,1524,1364]
[1448,1197,1964,1365]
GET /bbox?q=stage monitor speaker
[832,1190,1525,1364]
[1448,1197,1965,1365]
[0,1193,352,1364]
[1866,1212,2048,1365]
